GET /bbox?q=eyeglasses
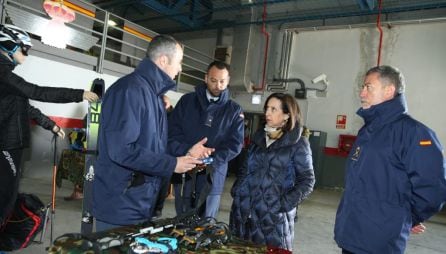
[21,45,30,56]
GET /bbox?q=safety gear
[0,24,32,59]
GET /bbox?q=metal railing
[2,0,214,88]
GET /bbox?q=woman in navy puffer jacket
[229,93,315,251]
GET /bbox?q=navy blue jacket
[93,59,177,225]
[334,95,446,253]
[229,124,315,250]
[168,84,244,194]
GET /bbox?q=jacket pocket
[120,179,159,219]
[346,196,410,252]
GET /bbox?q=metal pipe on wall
[268,30,293,92]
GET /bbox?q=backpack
[0,193,46,251]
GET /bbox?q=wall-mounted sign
[336,115,346,129]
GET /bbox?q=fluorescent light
[252,94,262,105]
[6,4,99,51]
[107,19,117,27]
[41,19,69,48]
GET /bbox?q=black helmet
[0,24,33,56]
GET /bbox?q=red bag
[0,193,46,251]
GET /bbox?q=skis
[81,78,105,234]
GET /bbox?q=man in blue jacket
[334,65,446,253]
[93,35,203,232]
[169,61,244,218]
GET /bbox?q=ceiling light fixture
[107,19,117,27]
[42,0,76,48]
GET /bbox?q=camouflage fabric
[48,224,268,254]
[48,226,137,254]
[56,149,85,189]
[208,238,267,253]
[49,238,267,254]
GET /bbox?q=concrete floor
[11,161,446,254]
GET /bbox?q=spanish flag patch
[419,140,432,146]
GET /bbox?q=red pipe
[376,0,383,66]
[254,0,270,91]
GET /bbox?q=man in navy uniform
[169,61,244,218]
[334,65,446,253]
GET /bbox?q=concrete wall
[177,21,446,148]
[289,22,446,147]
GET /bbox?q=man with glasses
[168,60,244,218]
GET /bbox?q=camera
[312,74,329,85]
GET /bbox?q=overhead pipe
[376,0,383,66]
[158,2,446,34]
[283,31,292,88]
[267,32,287,91]
[268,30,293,92]
[253,0,270,92]
[278,32,287,78]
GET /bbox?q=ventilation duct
[230,7,262,93]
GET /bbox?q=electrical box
[295,88,306,99]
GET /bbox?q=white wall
[176,21,446,148]
[15,55,185,119]
[15,56,119,119]
[289,22,446,147]
[15,54,184,168]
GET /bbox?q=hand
[175,155,202,173]
[188,137,215,159]
[162,95,172,110]
[411,223,426,234]
[52,125,65,139]
[83,91,99,102]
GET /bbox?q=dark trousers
[0,149,23,226]
[153,175,171,213]
[173,173,206,216]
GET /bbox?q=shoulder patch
[419,140,432,146]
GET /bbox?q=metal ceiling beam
[356,0,376,11]
[132,0,293,23]
[94,0,140,9]
[138,0,211,28]
[158,2,446,33]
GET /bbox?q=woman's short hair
[264,93,301,132]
